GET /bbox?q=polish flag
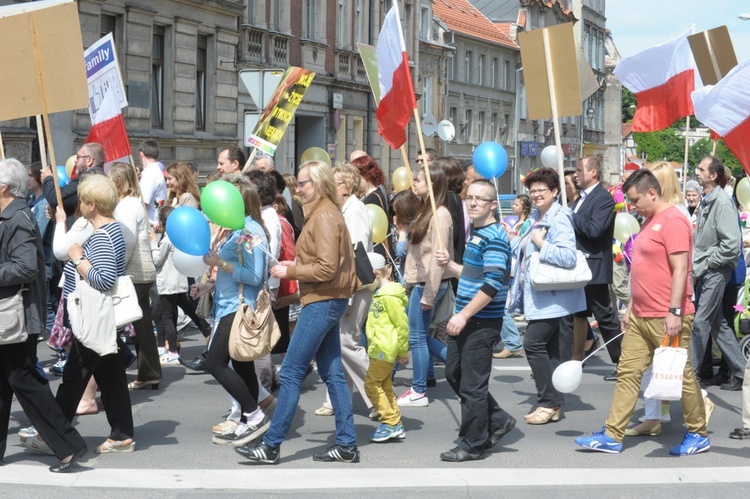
[692,59,750,175]
[614,28,696,132]
[376,0,417,149]
[85,88,131,162]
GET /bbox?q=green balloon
[200,180,245,229]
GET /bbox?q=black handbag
[353,242,375,287]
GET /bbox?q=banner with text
[246,67,315,154]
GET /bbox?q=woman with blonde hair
[109,163,161,390]
[647,162,684,208]
[165,162,201,209]
[237,160,359,464]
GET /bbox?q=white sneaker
[18,425,37,440]
[397,388,429,407]
[161,352,180,365]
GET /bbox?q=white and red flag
[692,59,750,175]
[614,28,696,132]
[85,88,131,162]
[376,0,416,149]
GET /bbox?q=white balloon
[540,145,559,168]
[552,360,583,393]
[173,248,207,277]
[437,120,455,141]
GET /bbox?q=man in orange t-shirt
[576,169,708,456]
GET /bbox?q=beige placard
[688,26,737,86]
[357,43,381,104]
[577,47,599,103]
[519,23,582,120]
[0,0,88,121]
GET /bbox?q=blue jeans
[500,315,523,351]
[408,285,447,394]
[263,299,355,448]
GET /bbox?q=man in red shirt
[576,168,708,456]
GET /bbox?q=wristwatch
[220,261,229,272]
[668,307,682,316]
[73,257,84,267]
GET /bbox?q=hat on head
[367,252,386,270]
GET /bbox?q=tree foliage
[622,87,636,123]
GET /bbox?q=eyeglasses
[76,154,90,161]
[465,195,493,204]
[416,159,424,163]
[529,188,550,196]
[298,179,313,188]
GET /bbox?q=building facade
[0,0,246,178]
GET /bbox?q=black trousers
[445,317,511,453]
[175,292,212,338]
[133,282,162,383]
[56,340,134,441]
[524,318,565,408]
[565,283,622,364]
[154,293,179,351]
[205,313,259,420]
[0,336,86,460]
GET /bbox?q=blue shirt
[455,222,510,319]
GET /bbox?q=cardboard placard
[688,26,737,86]
[518,23,582,120]
[357,43,381,104]
[0,0,88,121]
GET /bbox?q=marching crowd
[1,142,749,472]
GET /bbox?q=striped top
[455,222,511,319]
[63,222,127,299]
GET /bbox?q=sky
[606,0,750,67]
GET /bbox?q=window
[504,61,511,90]
[151,25,165,129]
[447,57,454,81]
[449,107,456,126]
[422,75,432,117]
[491,113,498,140]
[520,86,527,120]
[464,109,472,142]
[356,0,365,43]
[478,111,485,141]
[273,1,281,31]
[420,5,431,41]
[478,55,484,86]
[490,58,497,88]
[464,51,472,83]
[196,35,207,131]
[247,0,254,25]
[100,14,116,38]
[305,0,318,39]
[336,0,345,47]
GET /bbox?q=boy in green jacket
[364,253,409,442]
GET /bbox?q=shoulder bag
[528,211,591,291]
[229,242,281,362]
[102,228,143,327]
[67,275,118,356]
[0,288,28,345]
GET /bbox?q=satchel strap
[235,232,269,305]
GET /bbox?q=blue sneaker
[669,432,710,456]
[369,423,406,442]
[575,427,623,454]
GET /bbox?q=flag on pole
[614,28,696,132]
[376,0,416,149]
[692,59,750,175]
[85,88,131,162]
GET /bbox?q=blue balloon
[166,206,210,256]
[473,142,508,179]
[56,166,71,187]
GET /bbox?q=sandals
[315,406,334,416]
[128,380,160,390]
[524,406,562,425]
[21,434,54,455]
[94,439,136,454]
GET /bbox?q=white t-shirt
[261,205,282,291]
[140,162,167,225]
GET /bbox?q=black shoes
[312,444,360,463]
[603,369,618,382]
[729,427,750,440]
[440,446,486,462]
[179,352,208,373]
[236,441,280,464]
[485,416,516,450]
[49,446,87,473]
[426,377,437,388]
[720,376,743,391]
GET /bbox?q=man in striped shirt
[435,179,514,462]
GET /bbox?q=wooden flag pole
[542,29,567,207]
[0,130,5,160]
[242,148,259,173]
[399,145,414,187]
[711,139,718,156]
[36,115,48,170]
[683,115,690,199]
[413,108,444,251]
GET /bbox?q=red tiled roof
[622,123,632,137]
[433,0,519,49]
[494,21,513,39]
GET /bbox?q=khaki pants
[365,358,401,426]
[605,313,706,442]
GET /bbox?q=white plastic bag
[643,334,687,401]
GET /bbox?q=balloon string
[582,330,625,365]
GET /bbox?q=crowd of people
[1,142,750,472]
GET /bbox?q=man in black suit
[564,157,622,380]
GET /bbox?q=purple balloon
[503,215,519,227]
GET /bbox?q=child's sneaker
[397,388,428,407]
[575,427,623,454]
[669,432,710,456]
[161,352,180,365]
[369,423,406,442]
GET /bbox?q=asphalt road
[1,323,749,498]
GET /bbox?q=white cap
[367,252,386,270]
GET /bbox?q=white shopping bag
[644,334,687,401]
